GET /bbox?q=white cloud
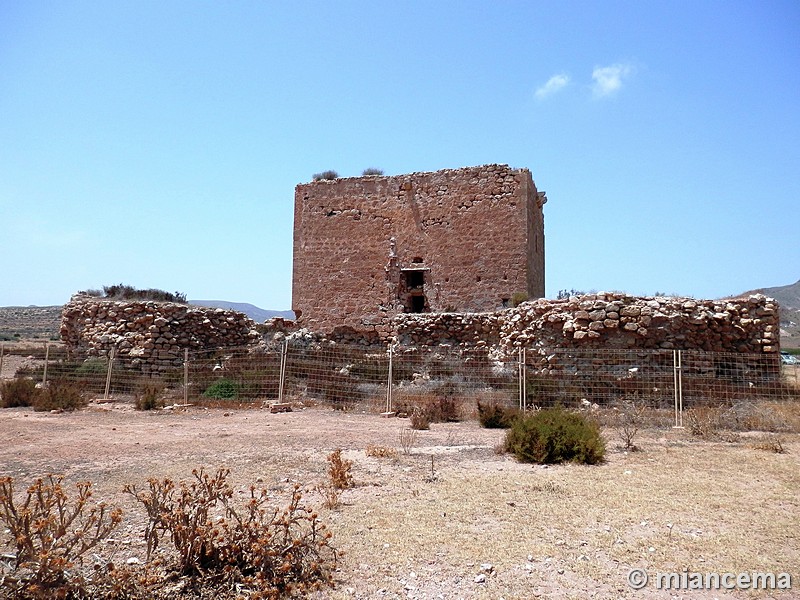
[535,73,570,99]
[591,63,633,98]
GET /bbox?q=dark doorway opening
[405,271,424,289]
[410,295,426,313]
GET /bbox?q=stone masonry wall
[60,295,258,372]
[392,293,780,356]
[292,164,546,336]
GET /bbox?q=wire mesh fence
[1,341,798,427]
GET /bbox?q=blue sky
[1,1,798,309]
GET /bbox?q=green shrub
[511,291,528,307]
[504,408,605,464]
[203,378,239,400]
[477,401,520,428]
[33,380,86,412]
[0,378,39,408]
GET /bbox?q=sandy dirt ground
[0,398,798,600]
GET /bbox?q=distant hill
[750,279,800,310]
[739,279,800,348]
[189,301,294,323]
[0,305,62,340]
[0,301,293,341]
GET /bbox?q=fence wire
[1,342,798,424]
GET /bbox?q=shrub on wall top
[312,170,339,181]
[80,284,188,303]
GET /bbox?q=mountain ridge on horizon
[188,300,294,322]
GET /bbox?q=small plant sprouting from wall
[511,292,528,307]
[361,167,384,176]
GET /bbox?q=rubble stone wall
[292,164,546,335]
[392,293,780,356]
[60,295,258,372]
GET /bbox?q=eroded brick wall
[292,164,545,335]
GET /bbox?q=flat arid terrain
[0,399,797,599]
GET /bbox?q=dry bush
[617,401,646,450]
[327,449,354,489]
[0,378,39,408]
[32,380,86,412]
[725,400,800,433]
[124,467,338,597]
[409,407,430,430]
[686,405,725,439]
[393,384,464,424]
[421,394,460,423]
[134,381,164,411]
[476,400,519,429]
[0,474,122,599]
[365,444,398,459]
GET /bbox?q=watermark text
[627,568,792,591]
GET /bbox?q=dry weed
[748,433,787,454]
[686,405,725,439]
[124,467,338,596]
[398,427,417,455]
[365,444,398,459]
[618,401,646,450]
[316,483,342,510]
[0,475,122,598]
[327,449,354,489]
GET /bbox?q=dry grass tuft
[748,433,787,454]
[365,444,398,459]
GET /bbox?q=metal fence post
[385,345,394,414]
[183,349,189,405]
[672,349,684,428]
[518,347,527,411]
[103,347,115,400]
[42,342,50,386]
[278,339,288,403]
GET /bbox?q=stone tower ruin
[291,164,546,335]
